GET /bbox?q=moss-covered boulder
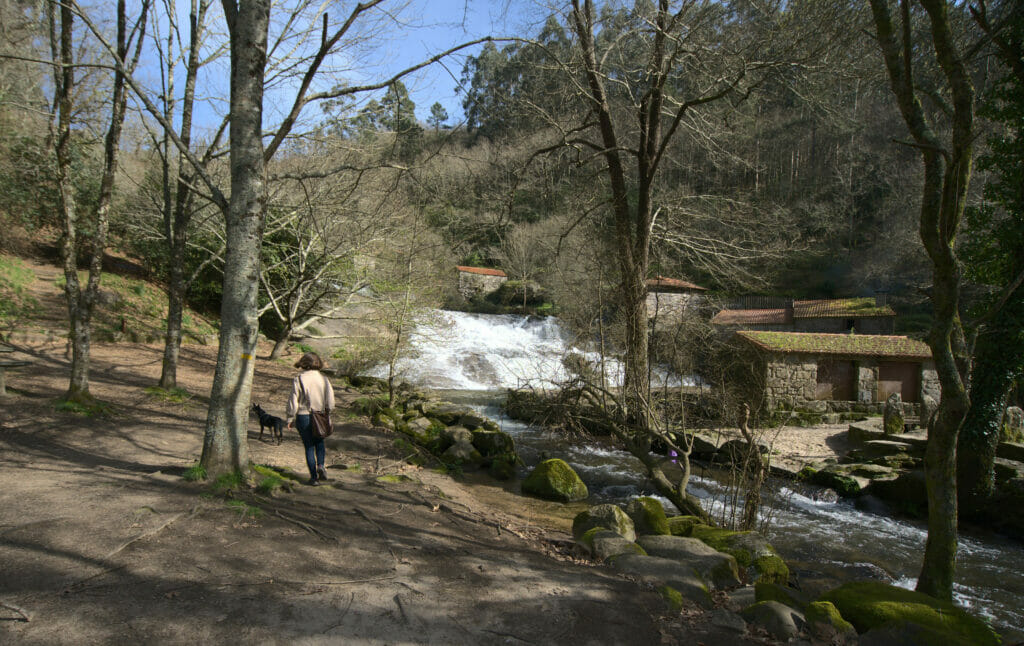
[625,497,670,535]
[572,504,635,541]
[810,467,863,498]
[522,458,588,502]
[754,581,809,612]
[884,393,904,435]
[607,554,712,609]
[471,429,515,457]
[666,515,702,536]
[658,585,685,613]
[805,601,856,644]
[690,525,789,584]
[819,581,1001,646]
[577,529,646,562]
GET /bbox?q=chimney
[784,299,794,323]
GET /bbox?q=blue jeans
[295,414,325,480]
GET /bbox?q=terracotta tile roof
[646,276,707,292]
[456,266,507,277]
[711,309,789,325]
[736,331,931,360]
[793,298,895,318]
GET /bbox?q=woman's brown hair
[294,352,323,371]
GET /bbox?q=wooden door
[877,362,920,403]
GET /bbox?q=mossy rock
[810,468,863,497]
[581,529,646,562]
[350,375,388,391]
[819,581,1000,646]
[371,412,395,430]
[658,585,684,613]
[625,497,670,535]
[572,504,635,541]
[666,515,702,536]
[690,525,789,584]
[521,458,588,502]
[755,582,809,612]
[805,601,856,642]
[471,429,515,458]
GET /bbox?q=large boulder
[522,458,588,502]
[666,515,702,537]
[607,554,712,609]
[625,497,670,535]
[636,535,741,590]
[572,504,635,541]
[422,402,467,425]
[577,529,646,562]
[804,600,857,645]
[740,600,805,641]
[865,470,929,517]
[470,428,515,458]
[819,581,1000,646]
[1003,406,1024,443]
[754,581,810,612]
[884,393,904,435]
[689,525,789,584]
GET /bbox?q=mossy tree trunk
[868,0,974,602]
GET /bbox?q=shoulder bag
[299,373,333,439]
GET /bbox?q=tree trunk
[159,264,186,389]
[957,318,1020,500]
[269,327,290,361]
[200,0,270,477]
[869,0,975,601]
[159,0,208,390]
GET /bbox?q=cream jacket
[285,369,335,425]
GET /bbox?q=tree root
[273,510,335,542]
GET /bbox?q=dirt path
[0,340,777,645]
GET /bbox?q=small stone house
[455,266,507,300]
[646,276,707,322]
[712,297,896,335]
[733,330,938,414]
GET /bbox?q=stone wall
[791,316,895,334]
[646,291,703,323]
[762,354,930,415]
[457,272,507,300]
[763,355,818,407]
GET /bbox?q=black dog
[252,403,285,444]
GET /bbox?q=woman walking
[286,352,335,486]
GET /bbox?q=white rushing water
[375,310,687,391]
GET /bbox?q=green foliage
[226,499,262,519]
[144,386,192,404]
[182,463,207,482]
[211,470,246,495]
[55,397,113,418]
[0,255,39,322]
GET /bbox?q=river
[379,310,1024,639]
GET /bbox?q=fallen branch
[105,512,185,559]
[0,600,30,622]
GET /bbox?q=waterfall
[371,310,694,391]
[372,310,618,391]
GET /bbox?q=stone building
[733,330,938,414]
[646,276,707,323]
[712,296,896,335]
[455,266,507,300]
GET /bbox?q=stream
[380,310,1024,638]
